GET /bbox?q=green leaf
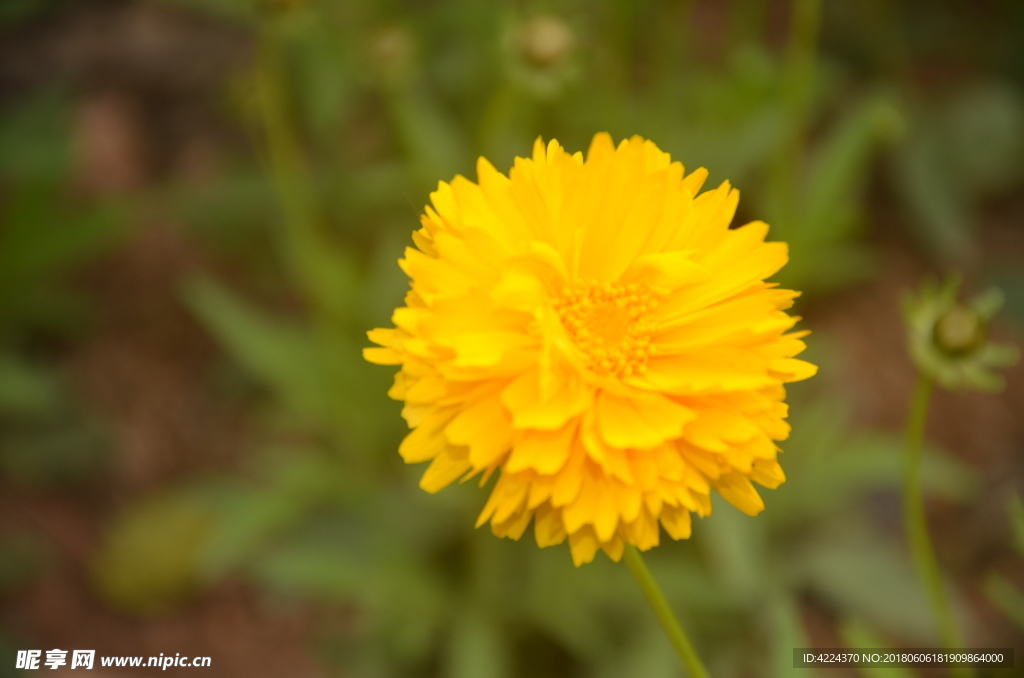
[197,484,309,579]
[171,170,276,238]
[988,264,1024,327]
[592,620,678,678]
[945,81,1024,197]
[0,352,60,416]
[804,98,903,238]
[894,119,974,262]
[387,85,470,186]
[982,573,1024,633]
[798,530,939,643]
[91,490,214,615]
[321,163,413,230]
[181,274,330,422]
[522,549,627,659]
[197,451,349,578]
[699,499,766,601]
[444,608,510,678]
[771,595,815,678]
[839,619,917,678]
[250,539,367,600]
[0,192,126,297]
[252,530,446,666]
[0,86,70,182]
[362,226,414,329]
[781,97,902,291]
[288,14,356,141]
[769,426,978,528]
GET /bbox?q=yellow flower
[365,134,816,566]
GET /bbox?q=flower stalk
[900,275,1017,677]
[902,374,971,678]
[624,545,711,678]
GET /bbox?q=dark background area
[1,1,1024,676]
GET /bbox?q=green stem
[253,23,325,311]
[903,374,971,678]
[253,13,363,454]
[623,545,711,678]
[769,0,822,241]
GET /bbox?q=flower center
[553,281,656,377]
[933,304,986,356]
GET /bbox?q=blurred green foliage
[0,81,127,676]
[983,495,1024,634]
[2,0,1023,676]
[0,87,123,486]
[894,82,1024,263]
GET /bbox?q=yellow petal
[506,424,576,475]
[445,394,513,468]
[502,366,591,430]
[363,347,402,365]
[751,458,786,489]
[551,445,586,507]
[682,409,759,453]
[621,250,709,290]
[769,358,818,382]
[492,477,529,524]
[594,482,619,542]
[492,507,534,540]
[622,509,660,550]
[612,480,643,523]
[534,504,567,547]
[713,472,765,516]
[596,389,694,450]
[660,504,692,540]
[399,408,456,463]
[420,447,472,493]
[562,471,600,535]
[631,349,774,395]
[568,526,600,566]
[600,535,625,562]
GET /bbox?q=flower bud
[519,15,575,69]
[933,304,985,355]
[367,27,416,85]
[504,15,578,99]
[903,275,1018,392]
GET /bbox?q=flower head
[365,134,816,565]
[903,274,1019,392]
[504,15,577,98]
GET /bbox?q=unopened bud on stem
[933,305,985,356]
[520,16,575,69]
[903,275,1018,392]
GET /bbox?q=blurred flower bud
[519,15,575,69]
[903,275,1019,391]
[504,14,578,99]
[933,304,984,355]
[366,26,416,87]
